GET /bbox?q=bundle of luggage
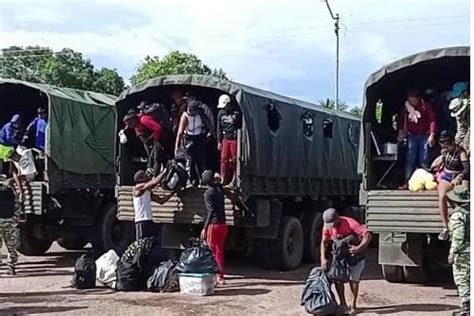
[71,237,218,295]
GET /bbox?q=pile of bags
[71,238,218,293]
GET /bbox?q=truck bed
[366,190,444,233]
[117,186,238,225]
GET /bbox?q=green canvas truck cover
[0,79,117,176]
[116,74,360,182]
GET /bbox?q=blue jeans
[405,134,430,181]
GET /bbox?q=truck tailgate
[366,190,444,233]
[117,186,237,225]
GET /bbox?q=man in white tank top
[133,169,176,241]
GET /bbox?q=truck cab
[358,47,470,282]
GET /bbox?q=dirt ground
[0,244,460,316]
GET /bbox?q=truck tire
[95,203,134,254]
[57,237,87,250]
[271,216,304,271]
[303,212,323,263]
[253,238,273,269]
[381,264,405,283]
[17,227,53,256]
[403,266,426,283]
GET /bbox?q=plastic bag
[327,235,358,283]
[147,260,179,292]
[95,249,120,289]
[176,240,219,274]
[301,267,338,314]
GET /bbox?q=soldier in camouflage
[0,174,20,276]
[447,185,470,316]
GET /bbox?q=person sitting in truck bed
[0,114,24,148]
[132,168,176,241]
[124,110,165,177]
[435,131,469,241]
[397,89,437,189]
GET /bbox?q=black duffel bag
[301,267,338,314]
[175,239,219,274]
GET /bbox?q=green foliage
[130,50,227,86]
[0,46,124,95]
[349,106,363,117]
[317,98,349,111]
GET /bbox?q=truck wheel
[253,239,273,269]
[17,227,53,256]
[303,212,323,263]
[381,264,405,283]
[96,203,134,254]
[271,216,304,271]
[403,266,426,283]
[57,237,87,250]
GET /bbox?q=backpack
[143,103,173,133]
[72,253,97,289]
[162,160,188,191]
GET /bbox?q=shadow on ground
[358,303,458,314]
[0,305,87,314]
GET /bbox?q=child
[447,185,470,316]
[0,174,20,275]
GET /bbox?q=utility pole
[321,0,340,110]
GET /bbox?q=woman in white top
[132,169,175,241]
[175,100,212,186]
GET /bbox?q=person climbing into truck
[133,169,176,241]
[435,131,469,241]
[123,110,165,176]
[448,82,470,155]
[23,107,47,151]
[200,170,227,285]
[0,174,20,276]
[320,208,372,315]
[446,185,470,316]
[0,114,24,148]
[175,100,213,187]
[397,89,437,189]
[217,94,242,186]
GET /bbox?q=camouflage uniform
[448,198,470,305]
[0,189,20,273]
[454,98,470,152]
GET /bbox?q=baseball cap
[322,208,339,228]
[449,82,469,99]
[217,94,231,109]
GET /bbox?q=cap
[447,185,470,204]
[449,82,469,99]
[37,107,47,114]
[448,97,469,118]
[322,208,339,228]
[217,94,231,109]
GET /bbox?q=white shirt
[185,112,204,136]
[133,190,152,222]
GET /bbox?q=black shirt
[203,184,226,226]
[0,187,15,219]
[217,109,242,141]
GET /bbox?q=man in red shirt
[320,208,372,314]
[397,89,437,188]
[124,112,163,176]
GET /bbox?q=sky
[0,0,470,108]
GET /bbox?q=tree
[350,106,363,117]
[317,98,349,111]
[0,46,125,95]
[130,51,227,86]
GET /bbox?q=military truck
[115,74,360,270]
[358,46,470,282]
[0,79,134,255]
